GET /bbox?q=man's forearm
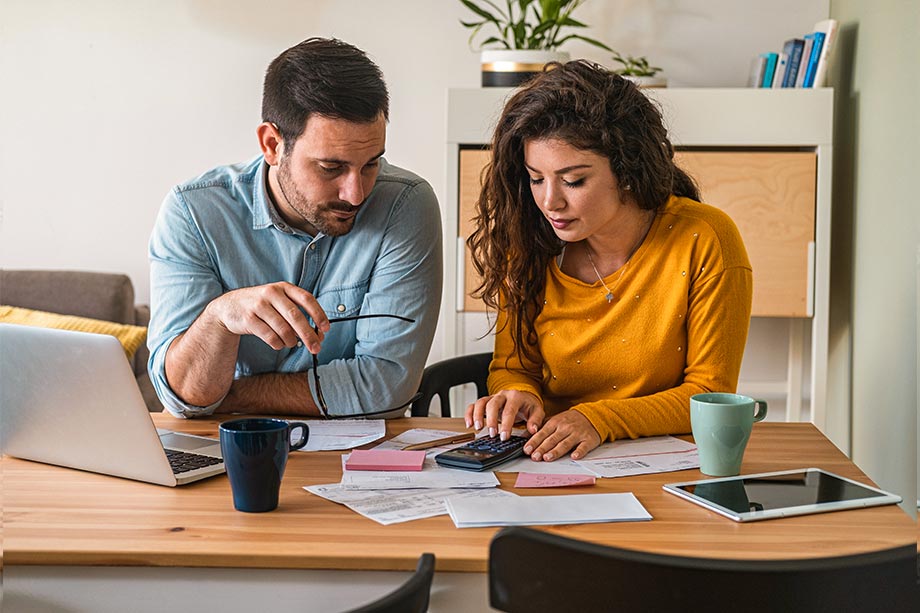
[217,373,321,416]
[164,306,241,407]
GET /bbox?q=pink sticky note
[345,449,426,472]
[514,472,597,488]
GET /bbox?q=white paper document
[305,483,517,525]
[338,455,500,490]
[295,419,386,451]
[373,428,476,457]
[574,436,699,478]
[498,455,597,475]
[446,492,652,528]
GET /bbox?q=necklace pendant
[605,292,614,303]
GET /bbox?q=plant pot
[622,75,668,88]
[480,50,570,87]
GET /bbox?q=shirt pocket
[315,279,369,321]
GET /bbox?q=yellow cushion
[0,305,147,360]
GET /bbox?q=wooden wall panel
[458,149,491,312]
[675,151,816,317]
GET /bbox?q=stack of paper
[574,436,699,478]
[344,449,426,471]
[446,492,652,528]
[295,419,386,451]
[339,455,500,490]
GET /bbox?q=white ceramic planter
[480,50,570,87]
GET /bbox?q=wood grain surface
[2,416,914,572]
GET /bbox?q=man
[148,38,442,418]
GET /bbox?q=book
[802,31,826,87]
[781,38,805,87]
[771,52,788,88]
[810,19,839,87]
[748,55,767,88]
[760,52,778,88]
[794,36,814,87]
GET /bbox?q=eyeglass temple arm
[311,313,415,333]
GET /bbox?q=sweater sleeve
[573,265,753,441]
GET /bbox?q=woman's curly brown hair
[467,60,699,365]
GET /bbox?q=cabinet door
[459,148,491,312]
[675,151,816,317]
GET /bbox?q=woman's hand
[524,410,601,461]
[465,390,545,440]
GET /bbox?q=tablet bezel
[662,468,902,522]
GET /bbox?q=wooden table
[2,416,915,612]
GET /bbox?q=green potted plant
[460,0,612,87]
[611,51,666,87]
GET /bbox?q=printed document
[373,428,477,457]
[446,492,652,528]
[574,436,699,478]
[305,483,516,525]
[295,419,386,451]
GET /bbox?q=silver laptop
[0,323,224,486]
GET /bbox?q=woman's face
[523,138,630,243]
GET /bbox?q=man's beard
[277,158,357,237]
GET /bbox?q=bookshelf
[443,87,838,442]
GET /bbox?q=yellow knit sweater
[488,196,753,442]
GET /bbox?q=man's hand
[465,390,545,440]
[165,282,330,407]
[523,410,601,461]
[204,282,330,352]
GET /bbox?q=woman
[465,60,753,462]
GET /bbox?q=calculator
[434,434,529,471]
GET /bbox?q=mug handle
[288,422,310,451]
[753,400,768,422]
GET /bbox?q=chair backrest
[346,553,435,613]
[489,526,916,613]
[411,352,492,417]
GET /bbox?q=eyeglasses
[311,313,417,419]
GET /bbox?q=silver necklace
[584,244,626,304]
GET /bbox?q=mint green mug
[690,393,767,476]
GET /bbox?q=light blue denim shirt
[148,155,442,418]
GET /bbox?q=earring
[624,184,632,191]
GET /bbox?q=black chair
[346,553,435,613]
[489,526,916,613]
[411,352,492,417]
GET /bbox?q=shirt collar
[252,159,325,244]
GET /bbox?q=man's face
[273,113,386,236]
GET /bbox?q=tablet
[663,468,902,522]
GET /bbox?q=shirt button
[336,304,346,313]
[309,244,316,250]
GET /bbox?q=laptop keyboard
[164,448,223,474]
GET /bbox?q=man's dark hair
[262,37,389,145]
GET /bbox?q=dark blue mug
[218,418,309,513]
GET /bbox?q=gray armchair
[0,269,162,412]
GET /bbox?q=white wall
[828,0,919,517]
[0,0,828,313]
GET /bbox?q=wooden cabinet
[674,150,817,317]
[444,88,838,443]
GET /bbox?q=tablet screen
[664,468,901,521]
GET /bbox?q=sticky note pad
[345,449,426,472]
[514,472,597,488]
